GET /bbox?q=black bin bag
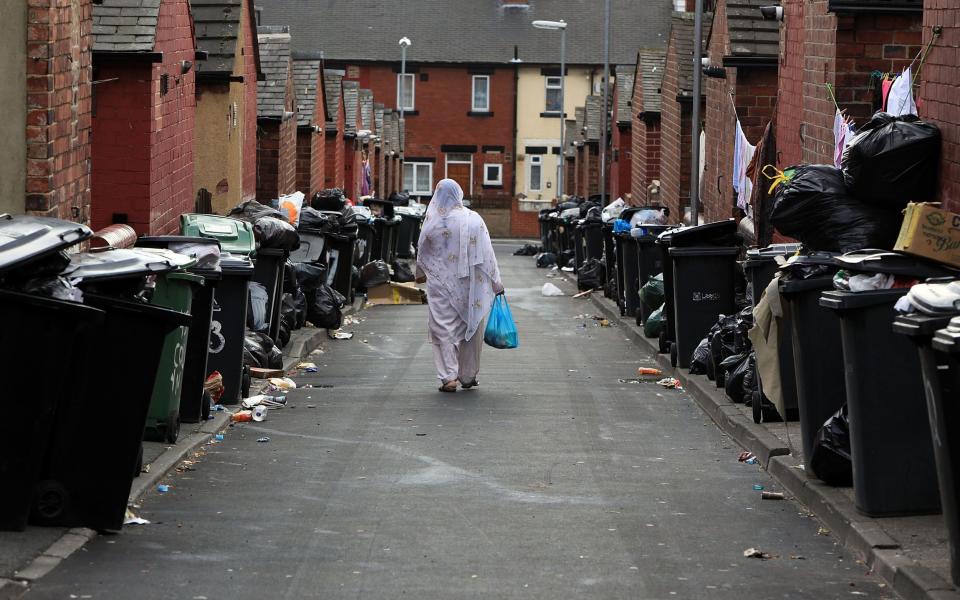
[770,164,902,253]
[309,283,346,330]
[842,112,941,208]
[577,258,604,290]
[809,405,854,487]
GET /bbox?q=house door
[445,153,473,197]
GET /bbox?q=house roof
[257,28,292,120]
[292,59,323,126]
[342,80,360,136]
[636,49,667,114]
[256,0,672,65]
[614,65,634,126]
[192,0,262,78]
[323,70,343,133]
[723,0,780,60]
[92,0,161,52]
[359,89,374,132]
[671,12,712,96]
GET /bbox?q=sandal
[438,380,458,393]
[460,379,479,389]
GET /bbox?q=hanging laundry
[881,76,894,112]
[887,67,918,117]
[359,158,372,196]
[733,120,756,216]
[832,109,856,168]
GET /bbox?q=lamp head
[532,19,567,31]
[398,37,412,47]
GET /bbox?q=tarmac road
[25,243,893,599]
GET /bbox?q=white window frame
[527,155,543,193]
[396,73,415,111]
[545,76,563,113]
[444,153,474,196]
[483,163,502,186]
[403,162,432,196]
[471,75,490,112]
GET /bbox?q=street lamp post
[532,19,567,202]
[600,0,610,205]
[398,36,411,155]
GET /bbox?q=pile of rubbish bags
[770,112,940,253]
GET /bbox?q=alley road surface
[26,244,892,600]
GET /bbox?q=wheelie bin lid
[819,288,909,311]
[69,248,183,282]
[179,214,255,256]
[745,243,802,264]
[656,219,736,247]
[219,252,255,275]
[135,236,221,277]
[778,275,836,295]
[932,316,960,353]
[668,246,739,257]
[892,313,956,338]
[129,247,197,270]
[835,249,960,280]
[82,291,192,328]
[363,198,395,219]
[0,215,92,274]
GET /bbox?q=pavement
[14,243,904,599]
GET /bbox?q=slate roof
[192,0,261,77]
[614,65,634,126]
[342,81,359,136]
[323,70,343,133]
[359,89,374,132]
[636,49,667,114]
[257,28,292,120]
[92,0,161,52]
[292,59,323,127]
[257,0,672,65]
[671,12,712,96]
[723,0,780,60]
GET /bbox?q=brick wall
[25,0,92,223]
[610,125,632,201]
[91,0,196,234]
[241,0,257,200]
[256,122,279,201]
[309,127,325,197]
[659,34,689,219]
[346,64,515,204]
[921,0,960,212]
[324,96,345,190]
[510,203,540,238]
[777,0,806,167]
[295,128,311,193]
[278,71,296,197]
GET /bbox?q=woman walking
[415,179,504,392]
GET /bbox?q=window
[397,73,415,111]
[528,155,542,192]
[472,75,490,112]
[403,162,432,196]
[483,164,502,185]
[545,76,562,112]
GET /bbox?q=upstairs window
[545,76,562,112]
[397,73,415,111]
[472,75,490,112]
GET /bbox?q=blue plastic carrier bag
[483,294,519,349]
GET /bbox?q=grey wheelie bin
[0,216,102,532]
[931,316,960,585]
[135,237,222,425]
[32,249,190,531]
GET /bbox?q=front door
[445,154,473,197]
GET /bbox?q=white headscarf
[416,179,500,341]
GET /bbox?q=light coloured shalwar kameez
[416,179,502,385]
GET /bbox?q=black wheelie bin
[931,314,960,585]
[0,216,103,532]
[33,249,191,531]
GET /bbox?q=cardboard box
[366,282,427,305]
[894,202,960,268]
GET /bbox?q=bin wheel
[241,367,251,399]
[669,342,678,368]
[752,391,763,424]
[164,413,180,444]
[658,331,669,354]
[32,480,68,525]
[200,391,212,422]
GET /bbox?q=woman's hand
[492,280,505,295]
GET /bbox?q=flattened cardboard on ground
[367,282,426,305]
[894,202,960,268]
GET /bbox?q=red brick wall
[278,72,297,196]
[631,118,662,204]
[25,0,92,223]
[921,0,960,212]
[91,0,196,234]
[256,123,279,200]
[324,95,345,191]
[295,128,311,193]
[777,0,806,167]
[610,125,632,201]
[346,64,515,205]
[659,31,691,220]
[241,0,257,200]
[510,204,539,238]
